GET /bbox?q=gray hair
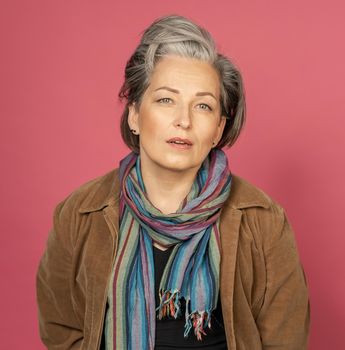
[119,14,246,153]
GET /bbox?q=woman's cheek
[198,125,216,144]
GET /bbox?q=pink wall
[1,0,344,348]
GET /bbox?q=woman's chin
[157,156,201,173]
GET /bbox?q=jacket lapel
[219,206,242,350]
[217,174,271,349]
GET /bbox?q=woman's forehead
[148,56,220,96]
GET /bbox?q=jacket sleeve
[36,198,83,349]
[256,206,311,349]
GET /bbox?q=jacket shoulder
[55,168,119,216]
[229,173,279,210]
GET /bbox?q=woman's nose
[173,104,192,129]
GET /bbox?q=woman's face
[128,55,227,174]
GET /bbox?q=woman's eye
[198,103,212,111]
[157,98,172,103]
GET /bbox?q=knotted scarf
[107,148,232,349]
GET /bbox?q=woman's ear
[127,103,140,133]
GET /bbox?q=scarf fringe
[156,290,212,341]
[156,289,181,319]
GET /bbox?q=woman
[36,14,310,350]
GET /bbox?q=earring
[130,129,137,134]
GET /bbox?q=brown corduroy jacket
[36,168,311,349]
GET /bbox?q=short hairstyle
[118,14,246,153]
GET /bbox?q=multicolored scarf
[107,148,232,349]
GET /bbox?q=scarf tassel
[156,289,181,319]
[157,291,212,341]
[184,298,212,341]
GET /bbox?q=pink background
[1,0,344,349]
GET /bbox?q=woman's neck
[140,158,199,215]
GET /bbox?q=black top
[99,245,228,349]
[153,244,228,349]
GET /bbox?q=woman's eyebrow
[154,86,217,101]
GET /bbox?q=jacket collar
[78,168,270,214]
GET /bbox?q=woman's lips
[166,137,193,150]
[167,142,192,150]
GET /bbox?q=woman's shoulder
[55,167,120,216]
[226,173,289,237]
[224,173,293,249]
[228,173,279,210]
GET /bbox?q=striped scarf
[108,148,232,349]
